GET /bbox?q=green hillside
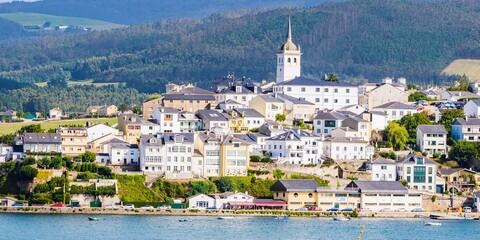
[0,0,480,94]
[0,12,126,30]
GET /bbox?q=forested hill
[0,0,334,24]
[1,0,480,93]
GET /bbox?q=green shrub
[250,155,261,162]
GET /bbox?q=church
[272,17,359,111]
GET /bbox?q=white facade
[105,144,139,165]
[188,194,215,209]
[370,158,397,181]
[451,118,480,142]
[266,129,322,165]
[195,132,221,178]
[323,137,374,161]
[86,124,120,142]
[372,102,416,123]
[360,192,422,212]
[416,125,447,156]
[396,154,437,193]
[463,100,480,118]
[153,107,181,133]
[213,192,254,209]
[0,145,13,162]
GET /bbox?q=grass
[0,118,117,135]
[35,170,53,183]
[115,175,162,203]
[34,80,121,87]
[442,59,480,80]
[0,12,126,31]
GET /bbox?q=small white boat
[333,216,350,221]
[275,216,289,220]
[425,222,442,226]
[217,216,235,220]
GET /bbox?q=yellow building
[142,97,163,120]
[270,179,319,210]
[88,105,118,117]
[163,94,216,113]
[220,135,250,176]
[249,95,284,121]
[223,110,248,134]
[57,127,87,156]
[117,114,143,144]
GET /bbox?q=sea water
[0,214,477,240]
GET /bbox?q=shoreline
[1,207,479,219]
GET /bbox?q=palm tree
[327,73,339,82]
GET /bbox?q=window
[346,99,350,104]
[301,87,306,92]
[381,166,387,170]
[325,120,336,128]
[346,89,350,93]
[324,88,329,93]
[288,58,291,63]
[334,99,338,103]
[316,88,320,92]
[334,88,338,93]
[315,98,320,103]
[287,87,291,92]
[293,193,298,198]
[324,99,329,103]
[308,193,313,198]
[294,58,297,63]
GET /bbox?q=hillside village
[1,18,480,214]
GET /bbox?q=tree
[398,113,431,143]
[17,165,38,180]
[326,73,339,82]
[273,169,284,180]
[81,151,96,162]
[275,113,286,123]
[408,92,427,102]
[384,122,408,150]
[132,107,142,115]
[439,109,464,133]
[448,141,479,168]
[215,177,234,192]
[18,124,44,133]
[118,103,128,113]
[448,74,470,91]
[407,83,417,90]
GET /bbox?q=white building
[313,111,347,136]
[86,123,120,142]
[362,111,388,130]
[195,132,221,178]
[152,107,182,133]
[276,93,316,124]
[441,91,477,102]
[276,16,301,83]
[463,100,480,118]
[232,108,265,130]
[178,111,201,133]
[331,116,371,142]
[416,125,447,156]
[370,157,397,181]
[359,83,409,110]
[139,133,196,179]
[372,102,416,123]
[101,138,139,165]
[196,109,230,134]
[266,128,322,165]
[188,194,215,209]
[273,76,359,111]
[217,99,243,110]
[323,137,374,161]
[396,154,437,193]
[212,191,254,209]
[17,133,62,153]
[451,118,480,142]
[249,94,285,121]
[0,144,13,162]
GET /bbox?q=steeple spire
[287,15,292,41]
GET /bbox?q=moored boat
[425,222,442,226]
[333,216,350,221]
[88,217,100,221]
[217,216,235,220]
[275,216,289,220]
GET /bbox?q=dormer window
[175,135,184,143]
[416,157,424,165]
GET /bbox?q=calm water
[0,213,478,240]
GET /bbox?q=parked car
[326,208,339,212]
[104,204,117,209]
[67,202,80,208]
[157,205,172,210]
[379,208,391,212]
[341,208,353,212]
[394,208,408,212]
[312,207,323,212]
[12,202,26,207]
[140,205,154,209]
[206,206,217,210]
[296,207,308,212]
[411,208,424,212]
[51,203,65,207]
[122,204,135,209]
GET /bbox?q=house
[49,107,62,120]
[212,191,254,209]
[142,96,163,120]
[101,138,139,165]
[322,137,374,161]
[196,110,230,134]
[195,132,222,178]
[421,90,440,100]
[0,144,13,162]
[152,107,181,133]
[178,111,201,133]
[370,157,397,181]
[139,133,196,179]
[162,86,216,112]
[437,168,480,194]
[416,125,447,156]
[249,94,285,121]
[266,128,321,165]
[215,83,260,108]
[359,83,409,110]
[57,127,87,156]
[188,193,215,209]
[451,118,480,142]
[0,110,16,123]
[18,133,62,154]
[232,108,265,130]
[463,100,480,118]
[362,111,388,130]
[117,114,159,144]
[441,91,477,102]
[372,102,416,123]
[276,93,316,124]
[270,179,319,210]
[313,111,347,136]
[86,123,120,143]
[88,134,125,154]
[217,99,243,110]
[470,81,480,95]
[0,197,17,206]
[344,180,422,212]
[273,76,359,111]
[331,116,371,141]
[87,105,118,117]
[396,154,437,193]
[220,135,250,176]
[336,105,367,115]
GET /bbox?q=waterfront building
[370,157,397,181]
[396,154,437,193]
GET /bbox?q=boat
[275,216,289,220]
[333,216,350,221]
[178,219,188,222]
[425,222,442,226]
[217,216,235,220]
[429,214,462,220]
[88,217,100,221]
